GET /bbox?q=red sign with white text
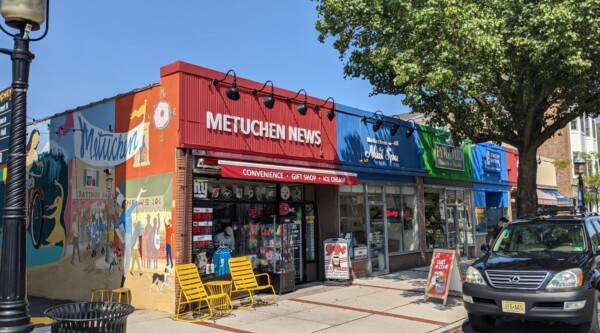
[220,164,357,186]
[426,250,454,297]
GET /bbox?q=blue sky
[0,1,411,122]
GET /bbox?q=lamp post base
[0,300,32,333]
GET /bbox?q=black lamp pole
[0,32,34,333]
[574,153,586,213]
[0,1,48,332]
[579,174,586,212]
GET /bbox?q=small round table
[205,280,232,297]
[204,280,232,316]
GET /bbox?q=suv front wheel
[577,290,600,333]
[468,313,495,332]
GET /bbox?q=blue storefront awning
[473,183,509,207]
[539,189,572,206]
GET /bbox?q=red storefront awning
[218,160,358,186]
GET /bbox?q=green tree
[584,173,600,212]
[314,0,600,215]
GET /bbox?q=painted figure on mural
[90,211,99,258]
[71,211,81,264]
[26,129,44,190]
[164,217,173,268]
[100,209,108,255]
[41,179,67,257]
[107,211,115,248]
[151,215,160,269]
[81,209,89,250]
[129,221,143,276]
[143,214,152,269]
[115,187,146,286]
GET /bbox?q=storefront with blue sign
[336,106,427,276]
[471,143,509,252]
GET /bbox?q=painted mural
[0,83,179,312]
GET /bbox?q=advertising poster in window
[192,207,213,252]
[324,238,350,280]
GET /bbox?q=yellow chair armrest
[254,273,271,284]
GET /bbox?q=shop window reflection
[385,186,419,253]
[424,189,446,249]
[340,187,366,261]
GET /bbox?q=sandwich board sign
[324,238,351,284]
[424,249,463,305]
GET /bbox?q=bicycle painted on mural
[27,167,45,249]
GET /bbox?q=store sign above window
[484,150,501,172]
[364,136,400,165]
[207,111,322,146]
[218,160,358,185]
[434,143,464,171]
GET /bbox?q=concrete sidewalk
[31,265,469,333]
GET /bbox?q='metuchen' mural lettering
[74,113,145,167]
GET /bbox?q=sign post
[424,249,463,305]
[324,238,351,285]
[0,87,12,165]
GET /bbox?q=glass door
[457,205,468,257]
[446,205,458,250]
[368,203,388,274]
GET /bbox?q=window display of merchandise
[424,190,447,249]
[191,177,311,291]
[258,216,293,274]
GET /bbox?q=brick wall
[173,148,192,312]
[537,126,574,198]
[389,253,423,271]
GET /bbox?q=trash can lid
[44,302,135,321]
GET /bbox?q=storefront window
[424,188,446,249]
[340,185,367,260]
[385,186,419,253]
[446,190,456,205]
[192,177,313,282]
[367,185,383,202]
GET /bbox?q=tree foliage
[315,0,600,215]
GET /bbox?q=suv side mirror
[480,244,491,253]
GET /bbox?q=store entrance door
[447,205,469,257]
[368,203,388,275]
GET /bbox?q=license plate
[502,301,526,314]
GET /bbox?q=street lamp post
[574,153,587,213]
[0,1,48,332]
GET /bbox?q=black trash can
[43,302,134,333]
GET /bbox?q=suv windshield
[492,223,586,253]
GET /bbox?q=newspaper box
[324,238,350,284]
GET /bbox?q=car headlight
[546,268,583,290]
[465,266,486,285]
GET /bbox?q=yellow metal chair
[110,288,131,304]
[173,263,232,322]
[90,289,111,302]
[228,256,276,309]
